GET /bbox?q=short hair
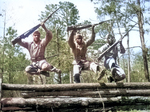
[33,31,40,36]
[75,34,83,39]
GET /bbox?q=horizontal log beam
[1,97,121,108]
[2,97,150,111]
[2,82,150,92]
[21,89,150,98]
[2,107,32,111]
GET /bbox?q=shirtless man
[68,25,99,83]
[17,23,61,76]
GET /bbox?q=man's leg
[50,66,61,74]
[25,65,39,75]
[73,65,81,83]
[89,62,107,81]
[40,71,50,77]
[89,62,100,73]
[97,68,107,80]
[108,58,126,82]
[27,61,49,77]
[111,66,126,82]
[105,58,116,82]
[40,61,61,75]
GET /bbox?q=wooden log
[2,82,150,92]
[21,89,150,98]
[2,97,150,111]
[2,107,32,111]
[1,97,122,108]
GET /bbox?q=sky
[0,0,98,36]
[0,0,150,59]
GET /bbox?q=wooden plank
[1,97,122,108]
[2,97,150,111]
[2,82,150,91]
[21,89,150,98]
[2,107,32,111]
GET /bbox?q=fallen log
[2,82,150,92]
[21,89,150,98]
[1,97,122,108]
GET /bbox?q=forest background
[0,0,150,94]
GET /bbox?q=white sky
[0,0,98,36]
[0,0,150,59]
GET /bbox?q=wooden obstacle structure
[1,82,150,111]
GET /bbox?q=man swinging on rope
[17,23,61,77]
[68,25,100,83]
[97,34,126,82]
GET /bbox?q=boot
[51,67,61,74]
[97,69,106,80]
[55,69,61,74]
[90,62,100,73]
[74,73,80,83]
[107,76,114,83]
[111,67,117,78]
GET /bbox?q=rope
[97,88,106,112]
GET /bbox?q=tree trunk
[56,29,61,84]
[70,70,73,83]
[137,0,149,81]
[67,31,73,84]
[127,33,131,82]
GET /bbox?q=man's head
[75,34,83,45]
[106,34,116,45]
[33,31,40,43]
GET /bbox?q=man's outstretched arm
[86,25,96,46]
[68,30,76,49]
[119,40,125,54]
[41,23,52,45]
